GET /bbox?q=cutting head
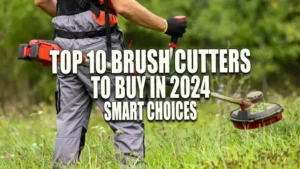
[246,91,264,103]
[210,90,283,129]
[230,102,283,129]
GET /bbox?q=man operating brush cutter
[34,0,187,168]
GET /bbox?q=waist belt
[55,26,118,39]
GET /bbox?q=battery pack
[18,40,62,67]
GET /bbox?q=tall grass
[0,94,299,168]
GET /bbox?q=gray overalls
[52,9,145,168]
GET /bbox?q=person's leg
[93,85,145,167]
[77,69,145,167]
[53,65,93,168]
[106,117,145,166]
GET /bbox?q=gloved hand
[163,16,187,38]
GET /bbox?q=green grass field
[0,95,299,169]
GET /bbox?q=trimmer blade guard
[230,103,283,129]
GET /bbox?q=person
[34,0,187,168]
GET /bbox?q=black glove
[164,17,187,38]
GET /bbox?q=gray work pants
[52,11,145,168]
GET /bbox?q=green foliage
[0,0,55,105]
[0,0,299,105]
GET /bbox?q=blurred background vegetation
[0,0,299,112]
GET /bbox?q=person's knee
[111,121,144,136]
[56,125,87,139]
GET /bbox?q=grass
[249,102,269,114]
[0,95,299,169]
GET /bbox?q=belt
[54,26,118,39]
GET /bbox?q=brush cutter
[18,17,283,130]
[166,17,284,129]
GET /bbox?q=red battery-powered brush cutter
[165,16,283,130]
[18,17,283,130]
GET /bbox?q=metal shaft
[210,92,243,105]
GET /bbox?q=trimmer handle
[169,16,186,49]
[170,37,179,49]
